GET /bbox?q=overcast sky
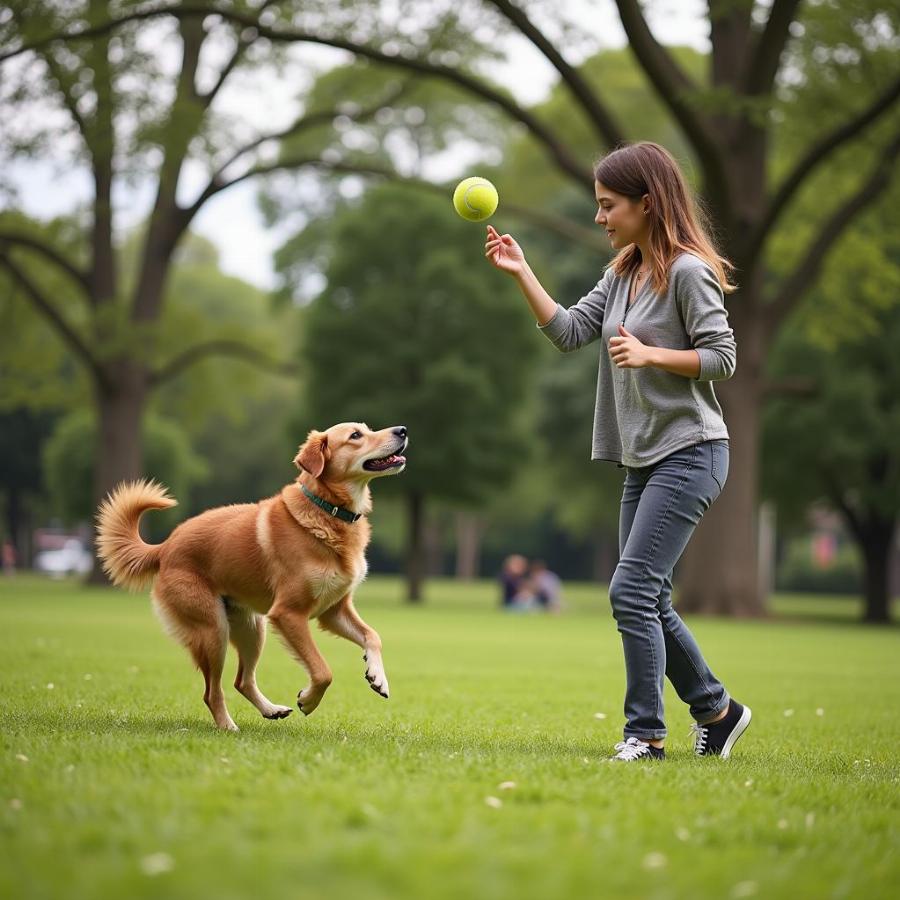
[6,1,709,289]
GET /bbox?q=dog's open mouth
[363,453,406,472]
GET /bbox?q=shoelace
[611,737,652,761]
[689,723,708,755]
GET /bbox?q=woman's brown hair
[593,142,738,295]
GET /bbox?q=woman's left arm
[673,263,737,381]
[609,263,736,378]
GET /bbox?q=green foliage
[776,535,863,595]
[153,236,300,439]
[762,193,900,530]
[766,0,900,280]
[496,45,705,217]
[0,409,57,509]
[42,411,208,535]
[761,320,900,529]
[294,183,538,505]
[184,395,301,516]
[0,214,91,413]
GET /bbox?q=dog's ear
[294,431,329,478]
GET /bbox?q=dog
[96,422,407,731]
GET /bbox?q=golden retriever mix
[96,422,407,731]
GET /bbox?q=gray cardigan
[538,252,736,468]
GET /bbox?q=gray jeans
[610,439,730,741]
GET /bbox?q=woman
[484,141,751,762]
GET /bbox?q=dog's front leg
[318,596,389,699]
[268,602,332,716]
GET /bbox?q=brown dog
[96,422,407,730]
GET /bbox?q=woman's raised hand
[484,224,526,276]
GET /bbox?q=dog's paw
[297,686,325,716]
[262,704,293,720]
[364,662,389,700]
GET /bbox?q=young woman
[484,141,751,761]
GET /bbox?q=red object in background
[813,532,837,569]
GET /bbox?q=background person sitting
[499,554,536,610]
[530,559,562,612]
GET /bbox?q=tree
[43,410,208,540]
[762,188,900,623]
[1,1,461,579]
[293,184,537,601]
[0,409,57,562]
[8,2,899,610]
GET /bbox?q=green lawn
[1,575,897,900]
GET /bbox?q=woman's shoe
[691,700,752,758]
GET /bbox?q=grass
[1,574,897,900]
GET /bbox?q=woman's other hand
[485,224,526,276]
[609,324,655,369]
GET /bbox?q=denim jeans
[609,439,731,740]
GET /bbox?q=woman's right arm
[484,224,611,352]
[484,225,557,325]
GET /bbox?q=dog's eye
[350,431,363,440]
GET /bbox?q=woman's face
[594,181,650,250]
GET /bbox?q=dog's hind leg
[224,600,292,720]
[152,574,237,731]
[319,596,389,699]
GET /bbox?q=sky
[6,1,710,289]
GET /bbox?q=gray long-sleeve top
[538,252,736,468]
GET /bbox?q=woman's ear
[294,431,329,478]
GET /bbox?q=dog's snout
[393,426,407,440]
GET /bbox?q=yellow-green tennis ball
[453,176,499,222]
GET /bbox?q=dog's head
[293,423,408,482]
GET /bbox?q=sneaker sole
[720,705,752,759]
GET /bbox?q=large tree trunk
[676,92,771,616]
[87,363,148,584]
[859,518,896,624]
[405,490,426,603]
[676,295,767,616]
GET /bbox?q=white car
[34,539,93,577]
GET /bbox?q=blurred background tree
[287,184,537,601]
[762,184,900,622]
[2,1,897,620]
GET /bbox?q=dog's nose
[393,426,407,439]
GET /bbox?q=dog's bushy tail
[96,480,177,590]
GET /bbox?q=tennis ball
[453,176,499,222]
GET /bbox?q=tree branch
[484,0,626,146]
[613,0,731,206]
[37,49,93,147]
[0,252,106,385]
[196,155,605,250]
[764,130,900,336]
[149,339,299,386]
[132,14,207,325]
[743,0,803,96]
[197,0,284,108]
[747,74,900,263]
[0,232,91,293]
[0,3,593,190]
[184,80,415,222]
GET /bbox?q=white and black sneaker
[608,737,666,762]
[691,700,752,759]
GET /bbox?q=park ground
[1,575,897,900]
